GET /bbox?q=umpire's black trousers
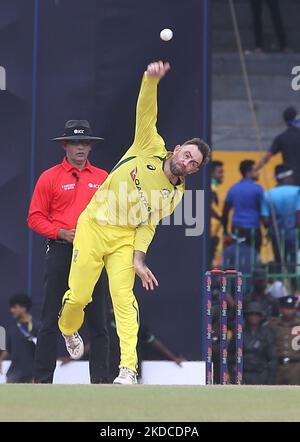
[34,240,109,383]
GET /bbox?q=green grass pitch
[1,385,300,422]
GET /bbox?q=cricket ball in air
[160,28,173,41]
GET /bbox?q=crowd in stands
[210,106,300,384]
[211,271,300,385]
[211,106,300,275]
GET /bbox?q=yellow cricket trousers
[58,210,139,373]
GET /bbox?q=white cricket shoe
[113,367,137,384]
[62,332,84,360]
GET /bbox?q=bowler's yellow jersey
[86,73,184,253]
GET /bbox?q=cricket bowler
[58,61,210,384]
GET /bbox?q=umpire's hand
[57,228,76,243]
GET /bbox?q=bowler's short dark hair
[9,293,32,310]
[182,138,211,165]
[240,160,255,177]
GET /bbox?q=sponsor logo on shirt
[61,183,76,191]
[130,167,138,181]
[88,183,101,189]
[134,178,151,213]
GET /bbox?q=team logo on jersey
[160,188,171,199]
[147,164,156,171]
[130,167,138,181]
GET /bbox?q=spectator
[268,295,300,385]
[222,234,260,275]
[244,267,279,320]
[27,119,109,384]
[230,302,277,385]
[261,164,300,267]
[223,160,263,252]
[255,107,300,185]
[0,294,39,383]
[210,160,224,265]
[249,0,289,53]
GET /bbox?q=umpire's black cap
[52,120,104,141]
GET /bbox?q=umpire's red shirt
[27,157,108,239]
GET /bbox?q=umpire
[27,120,109,384]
